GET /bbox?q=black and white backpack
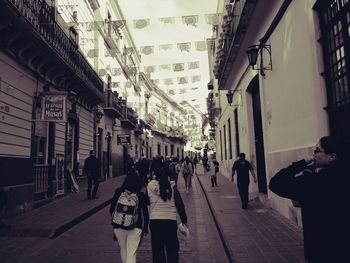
[112,190,139,229]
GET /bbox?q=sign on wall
[41,93,67,122]
[117,134,131,145]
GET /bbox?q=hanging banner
[140,46,154,55]
[164,78,173,85]
[133,19,150,29]
[41,93,67,122]
[182,15,199,27]
[173,63,185,72]
[188,61,200,69]
[159,17,175,25]
[159,44,173,51]
[195,41,207,51]
[159,64,171,71]
[177,42,191,52]
[178,77,188,84]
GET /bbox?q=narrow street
[0,165,306,263]
[4,173,228,263]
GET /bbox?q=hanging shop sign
[117,134,131,145]
[41,93,67,122]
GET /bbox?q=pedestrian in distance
[147,163,188,263]
[84,150,100,200]
[269,136,350,263]
[169,157,179,184]
[192,156,198,174]
[110,170,149,263]
[0,184,10,229]
[182,157,193,193]
[209,157,219,187]
[232,153,257,209]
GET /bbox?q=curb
[50,198,112,239]
[195,173,236,263]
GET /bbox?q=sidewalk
[0,176,125,239]
[195,164,306,263]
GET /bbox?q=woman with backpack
[109,170,149,263]
[147,163,188,263]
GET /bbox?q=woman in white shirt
[147,163,187,263]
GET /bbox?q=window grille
[316,0,350,140]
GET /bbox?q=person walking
[110,171,149,263]
[232,153,257,209]
[84,150,100,200]
[269,136,349,263]
[209,157,219,187]
[181,157,193,193]
[147,164,187,263]
[0,184,10,229]
[192,156,198,174]
[136,157,149,185]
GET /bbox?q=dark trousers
[150,220,179,263]
[237,180,249,208]
[211,175,217,187]
[87,176,99,199]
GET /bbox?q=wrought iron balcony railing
[6,0,103,94]
[103,89,125,118]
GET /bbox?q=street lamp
[226,90,242,107]
[246,44,272,76]
[226,90,234,106]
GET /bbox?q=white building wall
[215,0,329,225]
[0,54,34,158]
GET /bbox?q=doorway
[247,75,267,194]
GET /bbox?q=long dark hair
[121,169,142,193]
[154,163,172,201]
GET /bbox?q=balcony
[0,0,104,105]
[213,0,258,90]
[121,106,138,129]
[145,113,156,127]
[103,90,125,118]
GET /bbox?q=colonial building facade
[0,0,187,217]
[209,0,349,225]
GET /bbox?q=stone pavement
[195,164,306,263]
[0,166,307,263]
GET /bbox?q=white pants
[114,228,142,263]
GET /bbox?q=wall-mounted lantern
[226,90,242,106]
[246,44,272,76]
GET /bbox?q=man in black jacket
[232,153,256,209]
[269,136,349,263]
[84,150,99,200]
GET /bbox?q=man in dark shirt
[232,153,257,209]
[84,150,100,200]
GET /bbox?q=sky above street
[117,0,219,114]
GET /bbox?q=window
[228,118,233,159]
[220,130,223,161]
[234,108,240,156]
[316,0,350,141]
[165,145,168,157]
[223,125,227,160]
[170,144,174,156]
